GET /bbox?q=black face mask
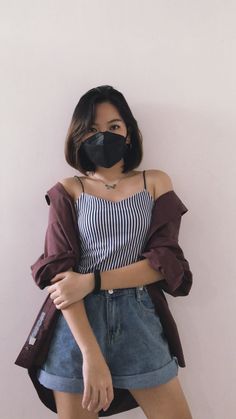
[80,131,128,168]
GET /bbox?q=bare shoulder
[146,169,174,200]
[59,176,84,200]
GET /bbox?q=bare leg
[53,390,99,419]
[129,376,193,419]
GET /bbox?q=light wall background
[1,1,235,418]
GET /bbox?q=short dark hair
[64,85,143,175]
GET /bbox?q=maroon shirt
[15,182,193,416]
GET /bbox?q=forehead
[93,102,123,123]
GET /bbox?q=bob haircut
[64,85,143,175]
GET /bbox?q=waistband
[97,285,148,298]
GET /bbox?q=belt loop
[136,285,143,300]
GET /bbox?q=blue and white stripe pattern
[75,178,154,273]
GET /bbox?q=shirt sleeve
[140,191,193,297]
[30,193,78,290]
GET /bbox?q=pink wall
[2,1,235,418]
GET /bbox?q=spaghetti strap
[142,170,147,190]
[74,175,84,193]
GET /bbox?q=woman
[37,85,193,418]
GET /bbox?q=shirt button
[108,289,114,294]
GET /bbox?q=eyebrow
[92,118,123,125]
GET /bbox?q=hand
[46,271,94,310]
[82,351,114,413]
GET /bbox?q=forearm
[61,267,100,355]
[61,300,101,355]
[100,259,164,290]
[61,260,160,348]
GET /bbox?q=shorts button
[108,289,114,294]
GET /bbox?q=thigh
[53,390,98,419]
[129,376,193,419]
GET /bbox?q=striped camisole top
[74,170,154,273]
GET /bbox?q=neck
[91,160,128,182]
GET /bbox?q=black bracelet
[93,269,101,294]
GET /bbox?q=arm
[59,269,114,413]
[58,268,101,355]
[61,300,101,355]
[99,258,164,290]
[31,184,103,355]
[31,182,115,414]
[50,262,161,352]
[47,171,171,297]
[47,261,163,309]
[48,172,192,304]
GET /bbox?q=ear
[126,127,131,142]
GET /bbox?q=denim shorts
[37,286,178,392]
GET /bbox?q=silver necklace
[89,172,129,191]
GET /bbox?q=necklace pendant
[105,183,117,190]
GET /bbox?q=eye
[87,127,96,132]
[110,124,120,130]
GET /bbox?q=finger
[55,303,63,310]
[55,302,66,309]
[108,384,114,400]
[104,385,114,409]
[46,284,57,293]
[49,293,62,306]
[50,276,64,284]
[82,383,92,409]
[87,387,99,411]
[101,389,110,412]
[50,272,66,283]
[56,301,69,310]
[94,388,106,413]
[53,296,64,305]
[49,290,60,299]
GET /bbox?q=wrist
[82,344,103,359]
[86,271,102,294]
[85,272,95,294]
